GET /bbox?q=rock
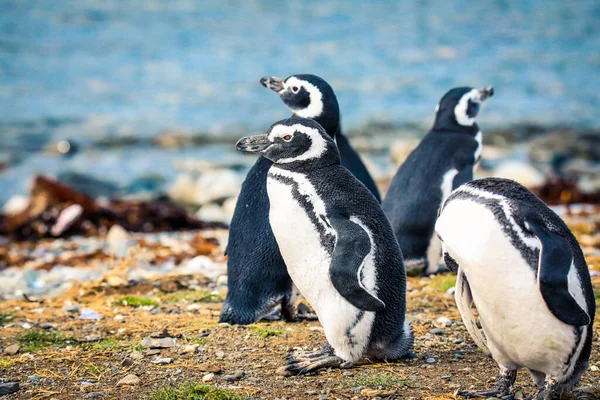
[215,351,225,359]
[130,351,143,360]
[492,161,545,188]
[117,374,140,386]
[426,357,436,364]
[2,195,29,215]
[434,317,452,328]
[169,170,242,206]
[51,204,83,236]
[276,366,294,377]
[360,388,396,397]
[180,344,199,354]
[445,287,456,296]
[141,337,176,349]
[106,276,128,287]
[514,391,524,399]
[306,390,318,395]
[196,204,230,224]
[0,382,20,395]
[105,225,135,257]
[430,328,443,335]
[589,365,599,372]
[28,376,40,383]
[202,373,215,382]
[79,308,102,320]
[151,357,173,365]
[62,303,80,313]
[4,344,20,355]
[87,392,105,399]
[122,358,134,368]
[145,349,161,356]
[196,363,222,374]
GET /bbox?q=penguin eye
[291,86,299,93]
[282,135,292,141]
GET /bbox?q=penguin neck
[433,117,480,136]
[294,105,340,140]
[271,146,341,173]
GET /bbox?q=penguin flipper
[455,268,490,355]
[452,164,473,190]
[525,213,591,327]
[329,216,385,312]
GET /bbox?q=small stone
[181,344,199,354]
[62,303,80,313]
[589,365,599,372]
[233,370,245,379]
[196,363,222,374]
[224,375,237,382]
[87,392,104,399]
[514,391,524,399]
[215,351,225,359]
[306,390,318,395]
[28,376,41,383]
[342,371,353,376]
[117,374,140,386]
[152,357,173,365]
[318,395,328,400]
[434,317,452,328]
[141,337,176,349]
[4,344,20,355]
[426,357,436,364]
[445,287,456,296]
[79,308,102,320]
[130,351,143,360]
[122,358,134,367]
[430,328,443,335]
[106,276,128,287]
[145,349,161,356]
[202,373,215,382]
[0,382,20,395]
[276,366,294,377]
[360,388,396,397]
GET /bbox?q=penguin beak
[478,86,494,101]
[260,76,285,93]
[236,134,271,153]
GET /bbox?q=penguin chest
[266,173,335,310]
[437,200,579,375]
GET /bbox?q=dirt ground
[0,222,599,399]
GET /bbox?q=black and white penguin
[436,178,595,400]
[382,86,494,275]
[260,74,381,202]
[236,117,412,374]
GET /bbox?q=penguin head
[433,86,494,132]
[260,74,340,137]
[236,117,340,167]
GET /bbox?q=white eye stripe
[454,89,481,126]
[268,123,327,164]
[283,77,324,119]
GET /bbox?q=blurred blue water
[1,0,599,204]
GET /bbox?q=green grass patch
[429,273,456,293]
[183,336,211,346]
[0,358,14,370]
[16,330,74,352]
[0,312,15,326]
[161,290,223,304]
[142,382,245,400]
[347,373,413,390]
[114,296,159,307]
[250,324,286,339]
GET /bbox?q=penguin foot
[296,312,318,321]
[534,378,558,400]
[280,344,350,375]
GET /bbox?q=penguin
[260,74,381,202]
[382,86,494,275]
[435,178,595,400]
[235,117,413,374]
[219,75,380,325]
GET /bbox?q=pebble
[0,382,20,395]
[430,328,443,335]
[28,376,41,383]
[87,392,104,399]
[62,303,80,313]
[4,344,20,355]
[318,395,328,400]
[426,357,436,364]
[306,390,318,395]
[117,374,140,386]
[514,391,524,399]
[434,316,453,328]
[215,351,225,359]
[196,363,222,374]
[122,358,134,367]
[589,365,599,372]
[141,337,176,349]
[79,308,102,320]
[224,370,245,382]
[202,373,215,382]
[180,344,199,354]
[151,357,173,365]
[445,287,456,296]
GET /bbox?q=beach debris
[0,175,225,240]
